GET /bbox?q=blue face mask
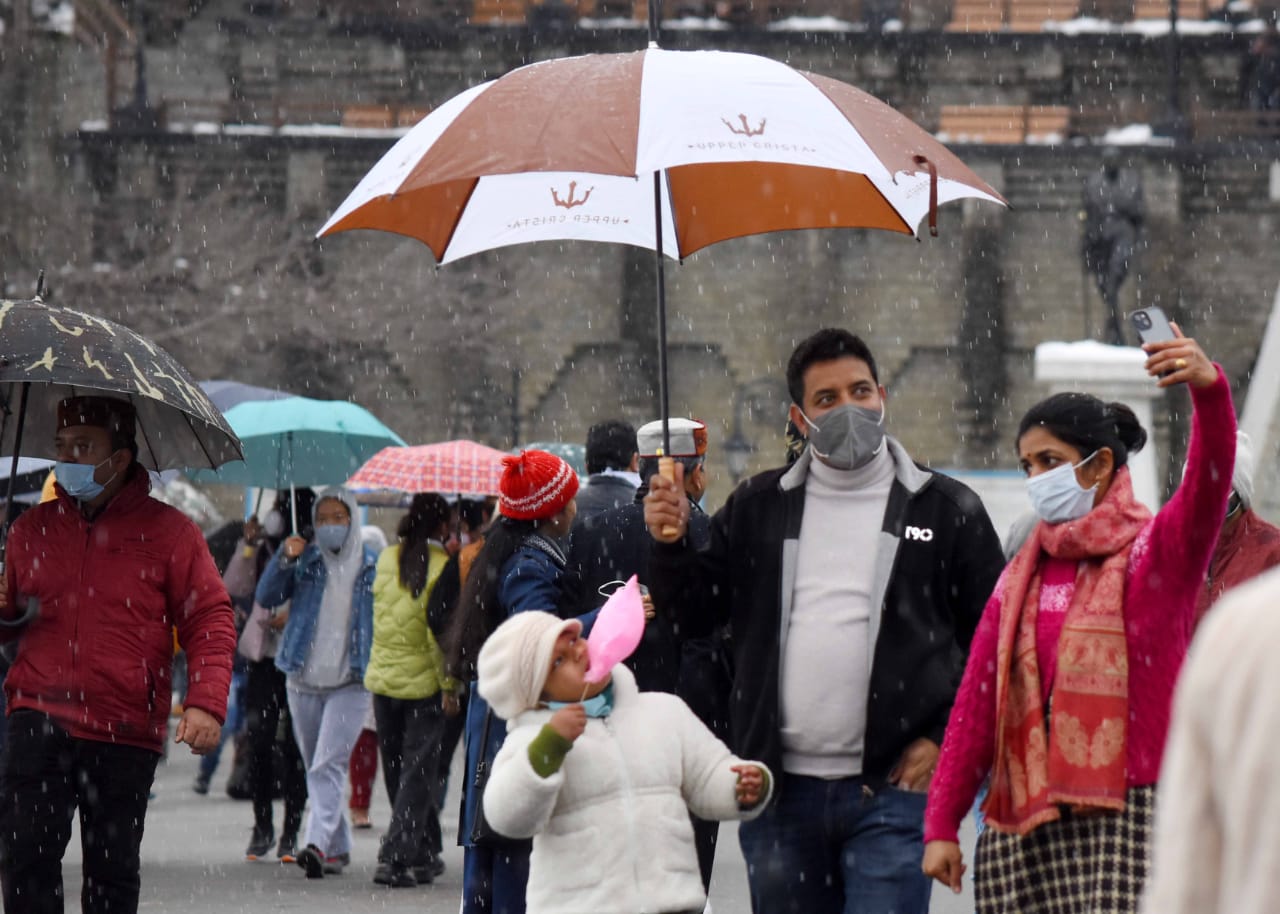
[545,682,615,719]
[314,523,350,552]
[55,453,118,501]
[1025,451,1099,525]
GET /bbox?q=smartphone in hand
[1129,307,1176,347]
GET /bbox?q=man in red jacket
[0,395,236,914]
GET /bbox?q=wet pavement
[57,734,974,913]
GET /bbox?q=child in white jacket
[476,610,772,914]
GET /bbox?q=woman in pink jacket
[922,328,1236,913]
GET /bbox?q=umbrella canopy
[520,441,586,478]
[199,380,294,413]
[190,396,406,489]
[318,45,1005,459]
[0,297,242,471]
[0,458,54,507]
[0,457,55,481]
[318,48,1005,263]
[346,440,510,498]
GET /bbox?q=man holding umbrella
[644,329,1004,914]
[0,395,237,914]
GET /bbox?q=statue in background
[1082,147,1146,345]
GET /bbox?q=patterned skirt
[974,785,1154,914]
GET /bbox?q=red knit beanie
[498,450,580,521]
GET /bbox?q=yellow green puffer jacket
[363,543,456,700]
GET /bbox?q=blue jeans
[462,844,530,914]
[198,668,247,779]
[738,774,931,914]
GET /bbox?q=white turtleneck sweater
[780,445,895,778]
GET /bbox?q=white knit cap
[477,611,583,720]
[1234,430,1255,510]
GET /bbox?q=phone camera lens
[1135,313,1150,328]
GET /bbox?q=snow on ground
[663,15,729,29]
[30,0,74,34]
[1102,124,1169,146]
[79,120,415,139]
[577,16,647,28]
[1037,339,1149,365]
[1047,12,1270,33]
[768,15,861,31]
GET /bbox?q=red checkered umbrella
[346,440,509,497]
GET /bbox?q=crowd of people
[1,322,1277,914]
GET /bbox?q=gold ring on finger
[1175,358,1188,370]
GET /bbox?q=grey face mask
[801,403,886,471]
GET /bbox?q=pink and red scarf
[984,467,1152,835]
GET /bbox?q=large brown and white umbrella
[318,47,1005,456]
[319,48,1003,262]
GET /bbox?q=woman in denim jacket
[257,487,377,879]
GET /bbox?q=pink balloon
[584,575,646,683]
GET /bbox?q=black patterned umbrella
[0,297,243,478]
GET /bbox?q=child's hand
[732,764,765,808]
[549,705,588,743]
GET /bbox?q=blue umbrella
[198,380,296,517]
[190,396,405,528]
[198,380,294,413]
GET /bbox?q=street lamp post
[723,378,789,485]
[1163,0,1189,141]
[723,429,754,485]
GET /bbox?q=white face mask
[1025,451,1100,525]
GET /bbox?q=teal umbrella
[190,396,405,527]
[519,441,586,479]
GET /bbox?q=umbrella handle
[913,155,939,238]
[659,456,679,539]
[2,382,33,570]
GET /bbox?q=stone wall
[6,19,1280,510]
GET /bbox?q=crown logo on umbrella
[551,181,594,209]
[722,114,767,137]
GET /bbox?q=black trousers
[373,693,447,867]
[244,658,307,837]
[678,638,733,893]
[0,709,160,914]
[436,690,467,845]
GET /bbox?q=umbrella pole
[647,0,659,45]
[2,382,32,568]
[653,171,680,539]
[287,432,298,535]
[0,383,39,627]
[653,171,671,454]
